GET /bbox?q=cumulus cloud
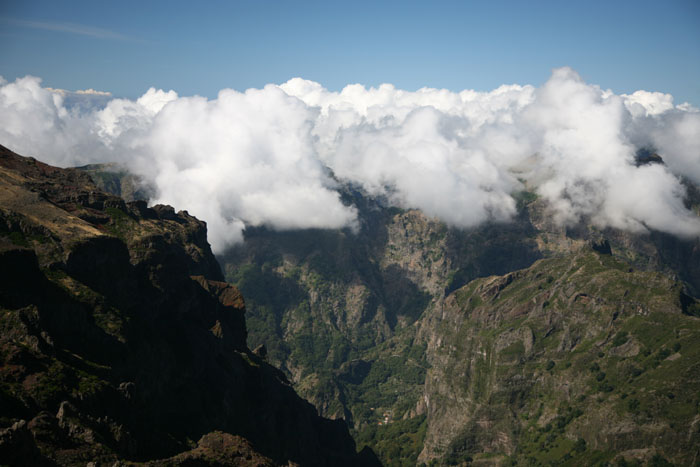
[0,77,357,252]
[0,69,698,253]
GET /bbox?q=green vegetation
[421,251,700,465]
[104,206,136,239]
[1,229,50,247]
[355,415,427,467]
[513,189,539,211]
[225,238,434,465]
[7,231,29,247]
[92,170,126,194]
[612,330,629,347]
[514,402,612,466]
[500,341,525,359]
[32,362,70,406]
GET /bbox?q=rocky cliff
[219,183,700,465]
[418,250,700,465]
[0,145,374,466]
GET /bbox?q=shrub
[612,331,629,347]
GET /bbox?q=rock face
[417,251,700,465]
[0,145,371,466]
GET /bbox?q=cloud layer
[1,69,699,252]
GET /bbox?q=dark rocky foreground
[0,145,378,466]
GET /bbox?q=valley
[219,176,700,465]
[2,148,698,466]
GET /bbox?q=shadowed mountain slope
[0,145,377,466]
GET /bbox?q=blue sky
[1,0,699,104]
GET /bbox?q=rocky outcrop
[0,145,371,466]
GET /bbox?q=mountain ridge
[0,144,376,466]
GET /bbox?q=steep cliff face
[417,250,700,465]
[0,145,372,466]
[217,191,544,464]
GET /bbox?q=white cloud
[0,69,698,253]
[647,111,700,185]
[622,90,676,117]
